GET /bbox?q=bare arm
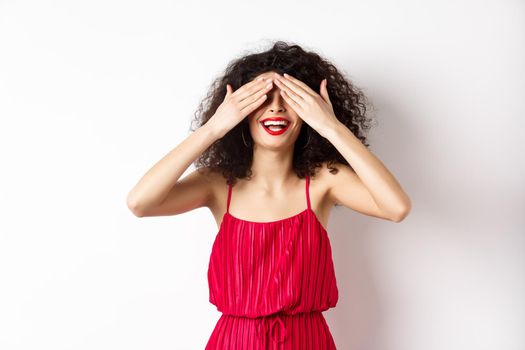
[126,124,221,217]
[325,123,412,222]
[126,76,274,217]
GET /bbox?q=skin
[212,70,332,229]
[126,71,412,230]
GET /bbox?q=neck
[248,144,297,190]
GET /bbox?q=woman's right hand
[206,76,274,138]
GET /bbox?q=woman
[127,41,411,349]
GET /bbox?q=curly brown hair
[190,40,376,195]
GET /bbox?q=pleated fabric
[206,175,339,349]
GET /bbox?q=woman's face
[246,71,303,150]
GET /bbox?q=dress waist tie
[255,313,287,346]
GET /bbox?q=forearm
[126,123,222,213]
[324,122,411,217]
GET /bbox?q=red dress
[206,175,339,349]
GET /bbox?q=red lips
[260,116,291,136]
[259,116,290,123]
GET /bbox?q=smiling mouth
[260,119,291,135]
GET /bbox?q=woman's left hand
[273,72,341,138]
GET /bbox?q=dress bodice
[207,175,339,318]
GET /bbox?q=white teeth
[262,120,289,127]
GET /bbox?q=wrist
[202,120,226,139]
[321,120,344,139]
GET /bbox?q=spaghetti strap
[306,175,311,210]
[226,182,232,213]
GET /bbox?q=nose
[267,90,286,113]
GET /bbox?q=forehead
[253,71,277,80]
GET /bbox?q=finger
[231,77,266,99]
[226,84,233,98]
[274,77,305,108]
[237,79,273,109]
[237,78,272,106]
[320,79,332,107]
[274,75,310,107]
[233,79,269,104]
[238,81,272,110]
[279,89,302,112]
[240,93,268,116]
[282,73,318,97]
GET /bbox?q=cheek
[247,115,259,132]
[247,114,257,127]
[247,110,261,121]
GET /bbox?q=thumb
[320,79,332,106]
[226,84,233,97]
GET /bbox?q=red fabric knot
[255,314,288,345]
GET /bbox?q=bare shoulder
[311,161,346,203]
[313,161,358,205]
[197,167,228,210]
[198,167,233,228]
[308,161,347,226]
[316,161,395,220]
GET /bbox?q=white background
[1,0,523,349]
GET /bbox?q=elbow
[391,200,412,223]
[126,194,145,217]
